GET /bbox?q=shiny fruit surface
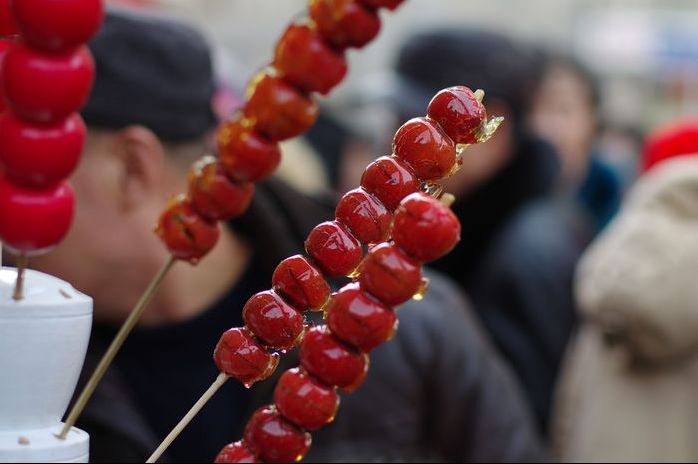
[0,111,85,188]
[0,176,74,255]
[305,220,362,278]
[2,43,94,123]
[392,192,461,263]
[187,156,254,222]
[274,368,339,431]
[155,195,220,264]
[12,0,104,53]
[427,86,487,145]
[243,406,311,463]
[213,328,279,386]
[274,23,347,95]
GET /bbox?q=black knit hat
[81,9,217,142]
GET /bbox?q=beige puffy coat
[554,157,698,462]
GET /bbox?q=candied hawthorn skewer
[62,0,405,442]
[146,85,499,463]
[219,192,461,464]
[0,0,102,300]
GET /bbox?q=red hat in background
[641,119,698,173]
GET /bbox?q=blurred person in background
[24,9,544,462]
[528,54,623,233]
[348,28,594,434]
[554,119,698,462]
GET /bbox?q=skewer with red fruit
[59,0,405,440]
[145,86,502,463]
[0,0,103,299]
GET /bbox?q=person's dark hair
[81,9,217,143]
[391,28,545,122]
[537,53,601,110]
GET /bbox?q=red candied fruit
[359,243,422,306]
[12,0,104,53]
[274,23,347,96]
[309,0,381,50]
[242,291,305,351]
[300,325,368,391]
[243,71,319,142]
[427,86,487,145]
[155,195,220,264]
[187,156,254,222]
[0,0,17,35]
[360,156,419,211]
[214,328,279,386]
[305,221,363,278]
[274,368,339,431]
[392,192,461,263]
[0,38,12,112]
[358,0,404,10]
[0,176,74,256]
[0,111,85,188]
[393,117,457,181]
[326,283,396,352]
[272,255,330,311]
[2,43,94,123]
[244,406,311,463]
[217,119,281,183]
[215,441,258,463]
[335,188,391,244]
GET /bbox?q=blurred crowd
[12,1,698,462]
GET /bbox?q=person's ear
[113,125,166,212]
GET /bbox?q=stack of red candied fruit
[210,85,492,463]
[0,0,103,258]
[156,0,405,265]
[58,0,408,442]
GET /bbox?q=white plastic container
[0,267,92,463]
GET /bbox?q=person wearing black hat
[353,29,595,435]
[29,10,545,462]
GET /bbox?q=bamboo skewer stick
[146,372,229,463]
[12,254,28,301]
[58,256,177,439]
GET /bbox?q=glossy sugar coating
[335,187,391,244]
[213,328,279,385]
[360,156,419,211]
[326,282,397,352]
[11,0,104,53]
[187,156,254,222]
[2,43,94,123]
[242,291,305,350]
[309,0,381,50]
[300,325,368,391]
[243,406,312,463]
[273,368,339,431]
[0,111,85,188]
[217,118,282,183]
[392,192,461,263]
[214,441,258,463]
[393,116,457,181]
[243,71,319,142]
[274,22,347,95]
[272,255,330,311]
[427,86,487,145]
[0,176,74,255]
[305,221,363,277]
[358,242,422,306]
[155,196,220,264]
